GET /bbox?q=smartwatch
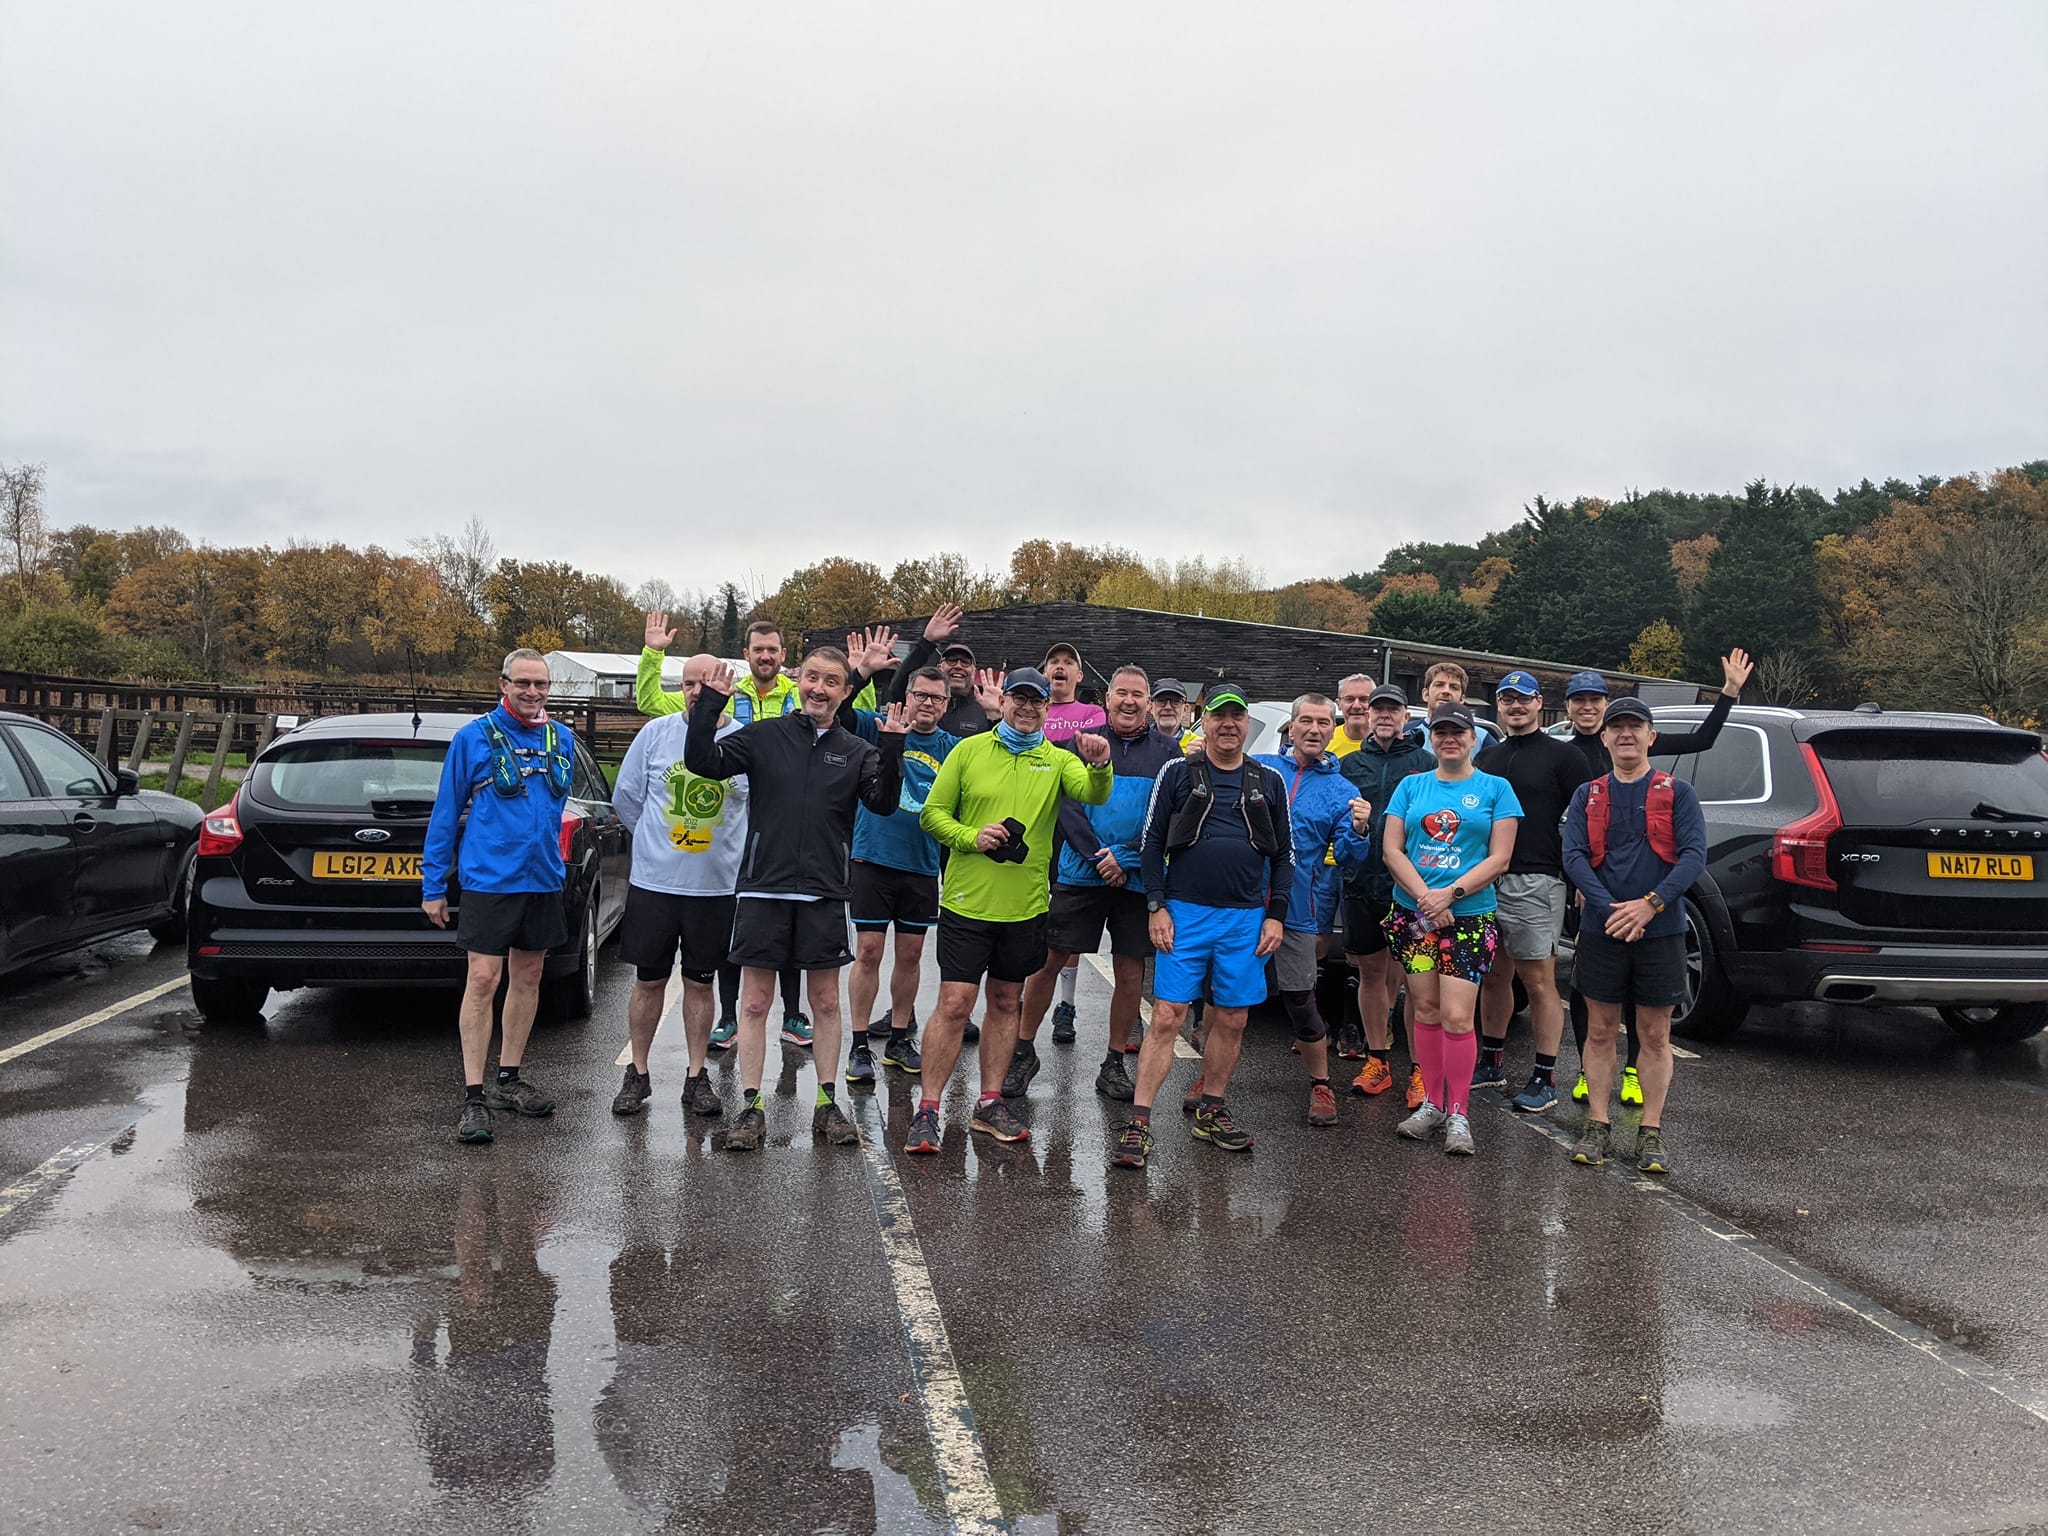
[1645,892,1667,914]
[1449,884,1467,902]
[1147,896,1165,914]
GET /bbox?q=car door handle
[72,813,97,832]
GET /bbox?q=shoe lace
[1203,1104,1240,1134]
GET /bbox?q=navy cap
[1495,669,1541,698]
[1565,670,1609,698]
[1428,701,1477,732]
[1151,677,1188,700]
[1367,683,1407,708]
[1002,666,1052,699]
[1603,696,1654,726]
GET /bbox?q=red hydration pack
[1584,771,1679,867]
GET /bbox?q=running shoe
[723,1105,767,1152]
[1307,1081,1339,1127]
[960,1017,980,1044]
[813,1100,860,1146]
[779,1012,814,1049]
[1396,1101,1447,1141]
[1620,1066,1645,1106]
[1095,1055,1135,1102]
[904,1106,942,1154]
[1180,1074,1206,1114]
[883,1033,923,1074]
[708,1014,738,1052]
[1000,1046,1041,1100]
[683,1071,723,1118]
[611,1066,652,1116]
[1442,1112,1475,1156]
[1191,1101,1253,1152]
[1051,1000,1078,1044]
[845,1044,878,1085]
[1333,1023,1368,1060]
[1509,1076,1558,1114]
[1570,1120,1611,1167]
[1110,1119,1152,1169]
[1570,1071,1590,1103]
[1635,1126,1671,1175]
[455,1099,494,1144]
[1350,1058,1394,1097]
[970,1097,1031,1143]
[1405,1065,1426,1111]
[1471,1060,1508,1093]
[487,1076,555,1117]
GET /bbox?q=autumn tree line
[2,459,2045,722]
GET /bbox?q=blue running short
[1153,900,1268,1010]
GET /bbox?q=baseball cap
[1427,701,1477,732]
[939,641,975,662]
[1366,683,1408,708]
[1001,666,1052,699]
[1203,682,1251,712]
[1151,677,1189,700]
[1042,642,1082,667]
[1495,670,1541,698]
[1603,696,1654,726]
[1565,670,1609,698]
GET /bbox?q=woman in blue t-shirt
[1379,701,1522,1156]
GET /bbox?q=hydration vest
[1167,756,1280,855]
[482,715,573,800]
[1584,770,1678,867]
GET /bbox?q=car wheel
[547,886,599,1021]
[190,974,268,1024]
[148,855,196,946]
[1937,1003,2048,1047]
[1672,898,1748,1041]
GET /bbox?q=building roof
[547,650,684,679]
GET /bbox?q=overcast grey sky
[4,3,2044,596]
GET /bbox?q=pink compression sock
[1442,1028,1479,1115]
[1411,1018,1446,1109]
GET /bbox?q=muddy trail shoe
[1001,1046,1042,1100]
[1620,1066,1645,1106]
[1405,1066,1426,1111]
[814,1100,860,1146]
[1471,1060,1508,1093]
[1397,1102,1447,1141]
[1191,1101,1253,1152]
[970,1097,1031,1143]
[1051,1000,1078,1044]
[1443,1112,1476,1156]
[960,1017,981,1044]
[845,1044,878,1086]
[1571,1120,1611,1166]
[722,1105,767,1151]
[1111,1119,1153,1169]
[488,1076,555,1117]
[904,1106,942,1154]
[1333,1024,1368,1060]
[1095,1055,1136,1102]
[883,1033,923,1074]
[456,1100,494,1144]
[683,1072,724,1118]
[611,1067,652,1116]
[779,1012,814,1049]
[1307,1081,1339,1127]
[1351,1058,1394,1097]
[1511,1076,1558,1114]
[708,1014,738,1052]
[1635,1126,1672,1175]
[1180,1074,1206,1114]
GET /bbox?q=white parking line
[0,977,190,1067]
[1081,953,1200,1058]
[0,1125,132,1226]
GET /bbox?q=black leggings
[716,962,802,1018]
[1569,988,1642,1069]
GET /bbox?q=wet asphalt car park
[3,937,2046,1535]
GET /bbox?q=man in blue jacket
[1257,693,1374,1130]
[422,648,580,1146]
[1006,664,1181,1104]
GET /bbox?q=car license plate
[311,850,424,881]
[1926,852,2033,881]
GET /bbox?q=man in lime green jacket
[640,610,877,720]
[903,667,1113,1153]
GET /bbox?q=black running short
[1341,892,1390,957]
[456,889,568,957]
[729,897,854,972]
[617,886,736,983]
[850,860,940,933]
[1573,928,1686,1009]
[1047,881,1152,959]
[936,909,1049,986]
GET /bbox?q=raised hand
[861,625,897,673]
[1720,648,1754,697]
[877,701,911,736]
[923,603,964,643]
[973,667,1004,713]
[704,661,740,699]
[645,611,676,651]
[1073,731,1111,766]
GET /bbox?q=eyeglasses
[909,691,950,705]
[1005,691,1047,704]
[504,678,551,692]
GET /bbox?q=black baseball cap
[1602,696,1655,726]
[1367,683,1407,708]
[1427,701,1477,732]
[939,641,975,662]
[1151,677,1189,700]
[1204,682,1251,712]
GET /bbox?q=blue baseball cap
[1001,667,1052,699]
[1495,670,1541,698]
[1564,670,1609,698]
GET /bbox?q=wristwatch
[1449,884,1467,902]
[1645,892,1667,914]
[1147,896,1165,913]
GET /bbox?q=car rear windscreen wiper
[370,796,436,818]
[1971,801,2048,823]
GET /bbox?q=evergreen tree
[1369,589,1493,649]
[1685,482,1821,674]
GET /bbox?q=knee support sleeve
[1281,989,1327,1043]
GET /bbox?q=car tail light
[559,806,585,861]
[198,794,244,857]
[1772,743,1841,891]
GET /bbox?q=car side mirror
[114,768,141,797]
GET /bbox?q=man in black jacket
[685,646,907,1150]
[884,603,998,738]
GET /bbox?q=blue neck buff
[995,721,1044,754]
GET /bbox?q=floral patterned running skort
[1382,902,1499,984]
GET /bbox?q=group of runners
[423,604,1752,1176]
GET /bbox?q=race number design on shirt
[664,764,729,854]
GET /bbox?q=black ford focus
[186,712,629,1023]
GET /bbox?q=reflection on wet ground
[0,957,2045,1533]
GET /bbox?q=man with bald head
[611,652,752,1120]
